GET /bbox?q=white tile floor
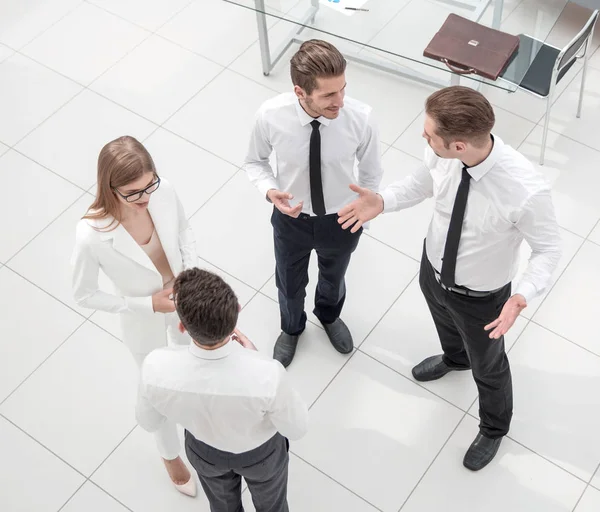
[1,1,599,511]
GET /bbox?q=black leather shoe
[411,354,470,382]
[273,332,299,368]
[321,318,353,354]
[463,433,502,471]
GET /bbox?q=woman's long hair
[84,136,157,231]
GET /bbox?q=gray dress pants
[185,430,290,512]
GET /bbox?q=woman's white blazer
[72,178,198,354]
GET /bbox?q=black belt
[297,212,336,220]
[433,270,503,298]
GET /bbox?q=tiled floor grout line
[6,0,235,174]
[525,239,600,361]
[502,432,590,487]
[87,425,139,482]
[0,321,87,408]
[58,478,135,512]
[397,411,471,511]
[460,321,596,488]
[144,64,228,128]
[395,309,586,509]
[155,124,241,169]
[461,403,588,486]
[8,146,89,194]
[10,0,86,53]
[357,349,468,413]
[254,288,326,331]
[0,413,88,479]
[523,228,587,321]
[591,461,600,486]
[56,481,89,512]
[186,168,245,222]
[82,0,201,93]
[90,481,136,512]
[287,452,385,511]
[56,423,139,512]
[362,233,422,264]
[3,192,89,267]
[529,317,600,360]
[585,217,600,241]
[86,316,130,344]
[388,107,425,150]
[83,0,193,34]
[358,311,532,422]
[0,265,94,327]
[571,486,587,512]
[306,272,420,410]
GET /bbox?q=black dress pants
[419,242,513,438]
[271,208,362,335]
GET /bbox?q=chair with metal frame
[500,9,598,165]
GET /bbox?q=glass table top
[224,0,573,92]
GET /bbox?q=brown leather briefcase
[423,13,520,80]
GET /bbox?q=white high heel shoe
[174,475,197,497]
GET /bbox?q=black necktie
[309,120,326,216]
[440,166,471,287]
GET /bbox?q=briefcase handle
[441,59,475,75]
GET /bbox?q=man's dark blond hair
[425,86,495,148]
[290,39,346,95]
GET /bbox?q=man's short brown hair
[290,39,346,95]
[173,268,239,346]
[425,86,495,148]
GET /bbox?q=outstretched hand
[337,184,384,233]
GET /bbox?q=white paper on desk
[319,0,370,16]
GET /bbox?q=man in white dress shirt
[136,268,309,511]
[244,39,383,367]
[338,86,562,471]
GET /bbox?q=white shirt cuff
[257,179,279,200]
[380,188,397,213]
[513,281,537,305]
[126,295,155,315]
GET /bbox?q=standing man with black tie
[337,86,562,471]
[244,39,383,368]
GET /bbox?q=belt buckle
[436,275,470,297]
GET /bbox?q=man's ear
[238,303,242,313]
[293,84,306,100]
[178,322,187,334]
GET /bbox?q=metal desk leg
[492,0,503,29]
[310,0,319,23]
[254,0,318,76]
[255,0,272,75]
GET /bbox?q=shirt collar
[464,134,503,182]
[188,339,233,360]
[294,99,332,127]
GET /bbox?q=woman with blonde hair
[72,135,197,496]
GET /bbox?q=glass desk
[224,0,572,92]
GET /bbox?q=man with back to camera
[337,86,562,471]
[244,39,383,368]
[136,268,309,511]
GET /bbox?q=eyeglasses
[113,176,161,203]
